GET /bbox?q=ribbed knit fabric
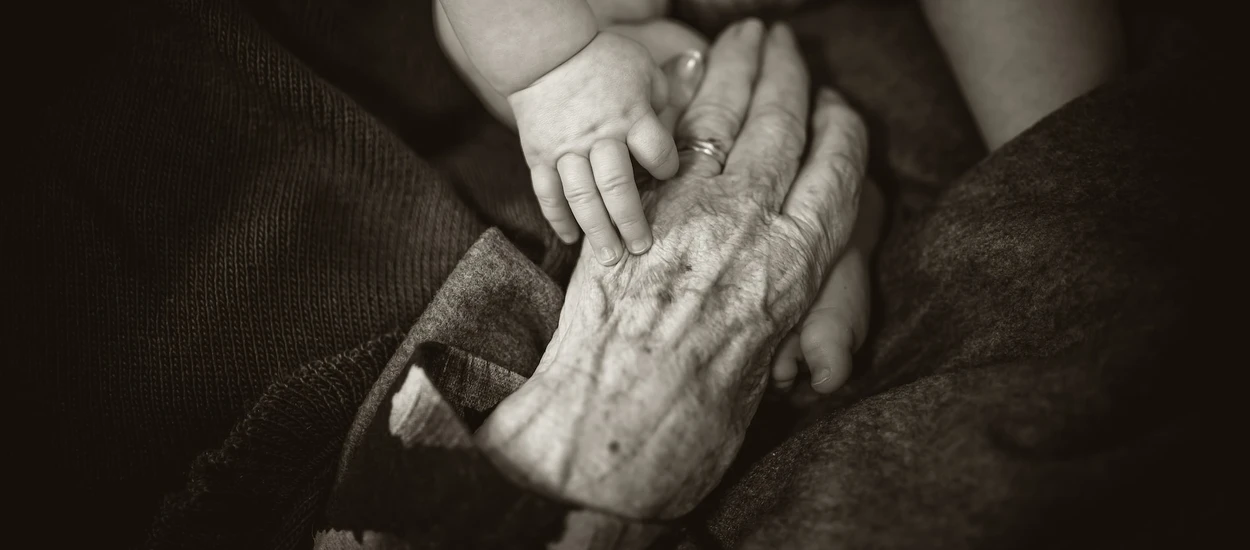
[17,0,571,546]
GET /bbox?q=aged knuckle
[744,162,784,193]
[535,194,566,209]
[826,151,863,195]
[791,213,824,246]
[682,101,742,136]
[752,104,805,138]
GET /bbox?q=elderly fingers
[781,87,868,272]
[724,22,809,203]
[673,18,765,177]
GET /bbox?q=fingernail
[662,50,705,108]
[818,87,841,104]
[597,245,620,265]
[558,232,580,245]
[736,18,764,37]
[770,22,795,44]
[627,238,652,255]
[812,373,831,387]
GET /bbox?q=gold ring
[677,138,729,168]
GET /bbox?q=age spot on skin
[608,441,620,453]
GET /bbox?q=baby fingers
[628,113,680,180]
[558,154,624,266]
[532,165,580,244]
[590,139,653,255]
[769,314,854,395]
[770,333,802,390]
[799,309,855,394]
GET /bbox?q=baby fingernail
[665,49,703,72]
[597,245,620,264]
[628,238,651,254]
[665,50,706,102]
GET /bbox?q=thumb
[656,49,706,131]
[650,62,671,114]
[661,49,705,109]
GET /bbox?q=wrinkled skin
[475,20,868,520]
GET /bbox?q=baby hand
[509,32,677,265]
[771,181,883,396]
[771,246,870,395]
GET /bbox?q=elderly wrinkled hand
[476,19,868,520]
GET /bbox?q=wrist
[442,0,599,95]
[504,30,604,101]
[476,262,777,518]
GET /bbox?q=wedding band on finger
[677,138,730,171]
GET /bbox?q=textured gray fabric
[677,39,1237,550]
[325,228,672,549]
[336,227,565,484]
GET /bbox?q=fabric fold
[322,228,670,549]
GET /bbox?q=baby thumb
[657,49,706,131]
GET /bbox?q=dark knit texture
[18,0,566,545]
[680,48,1239,549]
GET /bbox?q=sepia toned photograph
[12,0,1235,548]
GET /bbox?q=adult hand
[771,177,884,395]
[476,19,868,520]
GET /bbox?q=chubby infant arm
[434,4,707,129]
